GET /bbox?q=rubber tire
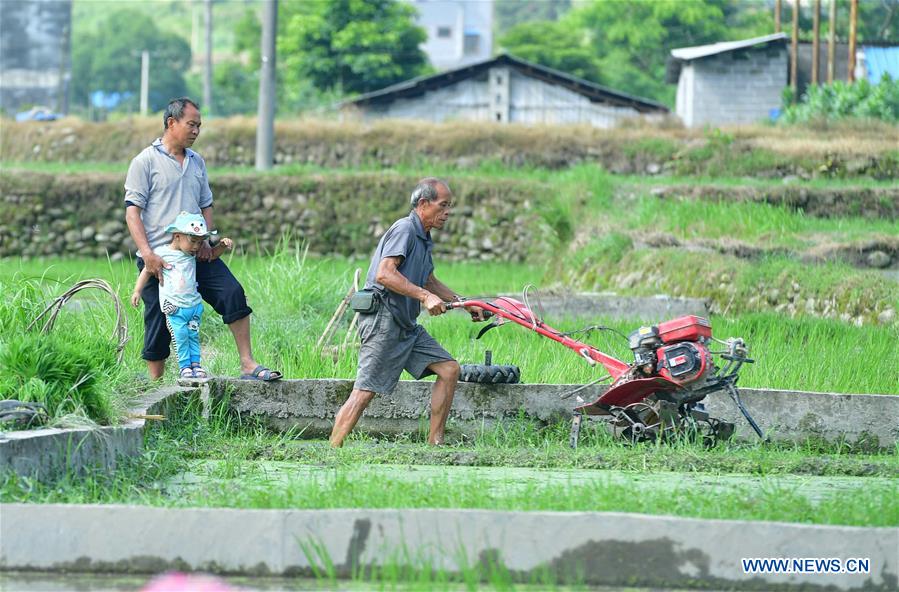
[459,364,521,384]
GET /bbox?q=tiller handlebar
[447,296,765,446]
[446,297,630,379]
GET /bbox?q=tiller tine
[569,411,582,450]
[725,383,767,441]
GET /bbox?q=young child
[131,211,233,379]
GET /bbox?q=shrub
[781,75,899,124]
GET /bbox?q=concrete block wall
[688,47,787,127]
[0,386,192,481]
[218,379,899,449]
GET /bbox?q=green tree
[71,10,190,113]
[195,9,261,116]
[498,20,602,83]
[784,0,899,43]
[495,0,572,36]
[560,0,778,105]
[280,0,430,96]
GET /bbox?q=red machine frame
[447,296,765,444]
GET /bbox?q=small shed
[341,53,668,127]
[667,33,788,128]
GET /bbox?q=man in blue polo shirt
[330,178,483,447]
[124,97,281,382]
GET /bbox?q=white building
[407,0,493,71]
[0,0,73,116]
[341,54,668,127]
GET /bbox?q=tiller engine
[447,295,765,446]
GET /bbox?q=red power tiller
[446,294,765,447]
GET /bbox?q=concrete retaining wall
[218,379,899,448]
[1,503,895,590]
[0,386,192,481]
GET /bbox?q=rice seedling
[1,254,896,405]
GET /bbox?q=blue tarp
[862,46,899,82]
[90,91,132,109]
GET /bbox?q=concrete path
[2,503,894,591]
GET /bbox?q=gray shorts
[354,306,454,394]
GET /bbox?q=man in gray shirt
[124,97,281,382]
[330,178,483,447]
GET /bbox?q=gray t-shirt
[124,138,214,257]
[364,211,434,330]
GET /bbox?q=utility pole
[827,0,836,83]
[204,0,213,113]
[256,0,277,171]
[791,0,800,93]
[775,0,782,32]
[140,50,150,116]
[812,0,821,85]
[848,0,858,82]
[56,22,71,115]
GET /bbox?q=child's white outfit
[156,246,204,374]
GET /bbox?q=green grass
[2,399,895,527]
[6,158,897,188]
[622,196,898,246]
[617,173,899,190]
[1,253,896,397]
[0,274,137,426]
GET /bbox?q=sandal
[191,364,209,379]
[239,365,283,382]
[179,367,195,379]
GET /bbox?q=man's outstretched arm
[376,257,445,315]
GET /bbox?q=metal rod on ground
[827,0,836,83]
[791,0,800,93]
[128,414,166,421]
[812,0,821,85]
[848,0,858,82]
[255,0,277,171]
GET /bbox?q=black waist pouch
[350,289,378,314]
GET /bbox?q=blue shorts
[137,258,252,361]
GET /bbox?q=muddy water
[0,571,685,591]
[166,459,888,504]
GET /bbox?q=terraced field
[1,120,897,589]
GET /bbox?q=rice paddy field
[1,151,897,590]
[1,252,897,524]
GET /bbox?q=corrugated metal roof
[670,33,788,62]
[340,53,668,113]
[862,46,899,82]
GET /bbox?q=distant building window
[437,26,451,38]
[464,32,480,55]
